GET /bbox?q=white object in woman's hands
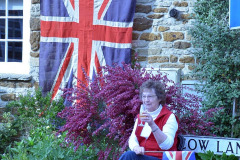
[133,146,145,155]
[138,105,147,126]
[139,105,150,126]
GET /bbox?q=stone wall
[0,0,197,116]
[132,0,196,78]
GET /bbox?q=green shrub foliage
[190,0,240,137]
[196,151,238,160]
[1,89,98,159]
[0,89,65,154]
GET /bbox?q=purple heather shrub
[58,63,216,159]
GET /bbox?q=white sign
[183,135,240,157]
[145,68,181,85]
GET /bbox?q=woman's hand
[140,111,154,126]
[133,146,145,155]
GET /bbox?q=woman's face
[142,88,161,112]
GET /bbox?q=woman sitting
[119,80,179,160]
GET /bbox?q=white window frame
[0,0,30,74]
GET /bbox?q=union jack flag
[162,151,196,160]
[40,0,136,99]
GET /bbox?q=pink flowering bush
[58,63,216,159]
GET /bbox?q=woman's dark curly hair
[139,80,166,105]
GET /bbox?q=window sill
[0,73,32,81]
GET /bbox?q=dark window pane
[8,42,22,62]
[8,19,23,39]
[0,19,5,39]
[0,0,6,16]
[0,10,5,16]
[9,10,23,16]
[0,42,5,62]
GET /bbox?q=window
[0,0,30,74]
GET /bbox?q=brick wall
[0,0,197,113]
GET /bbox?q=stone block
[133,17,153,31]
[1,94,16,101]
[132,40,148,48]
[174,41,191,49]
[137,56,148,62]
[32,0,40,4]
[160,64,185,69]
[30,18,40,31]
[173,1,188,7]
[136,4,152,13]
[148,41,172,48]
[148,56,169,63]
[0,81,15,88]
[140,33,161,41]
[137,49,162,56]
[170,55,178,63]
[148,49,162,55]
[132,32,140,40]
[153,8,168,13]
[158,26,170,32]
[188,64,196,70]
[163,32,184,42]
[181,13,195,20]
[16,82,33,88]
[30,31,40,51]
[31,4,40,17]
[147,14,164,19]
[30,52,39,58]
[160,42,173,48]
[179,55,195,63]
[137,49,149,56]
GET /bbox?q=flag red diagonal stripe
[98,0,110,19]
[185,151,192,160]
[95,51,101,73]
[52,42,74,99]
[70,0,75,10]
